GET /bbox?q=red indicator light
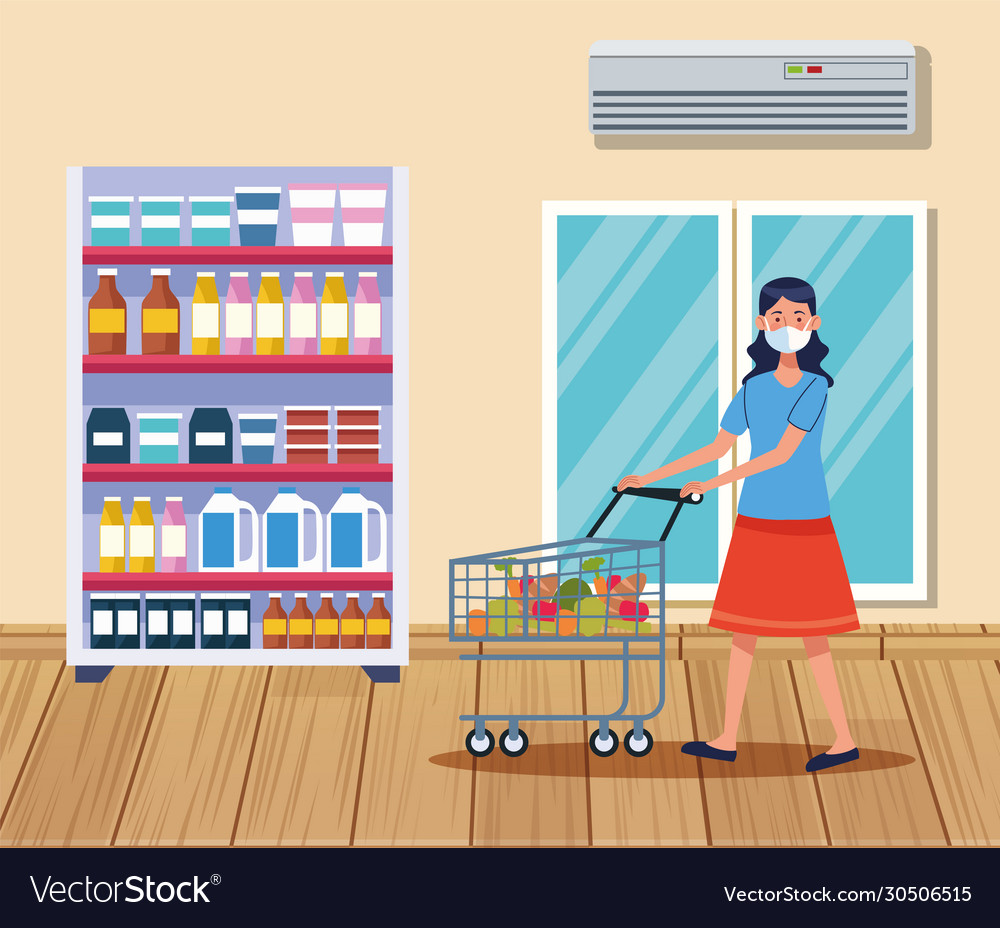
[807,66,823,73]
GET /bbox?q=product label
[203,609,224,636]
[342,618,364,636]
[92,609,114,636]
[226,303,252,339]
[290,303,317,338]
[321,302,349,338]
[161,524,187,557]
[192,302,220,338]
[117,609,139,635]
[143,307,178,334]
[257,302,284,338]
[100,524,125,558]
[92,432,123,446]
[148,609,169,636]
[354,302,381,339]
[173,609,194,635]
[263,618,287,636]
[130,525,154,557]
[195,431,227,446]
[289,618,313,635]
[90,307,125,334]
[227,610,248,635]
[315,618,339,635]
[368,619,391,635]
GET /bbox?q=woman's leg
[707,632,757,751]
[803,635,856,753]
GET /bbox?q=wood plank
[114,666,267,846]
[984,626,1000,635]
[472,659,589,846]
[895,661,1000,846]
[354,658,477,846]
[232,667,368,847]
[587,657,708,846]
[0,661,64,815]
[0,626,65,635]
[882,625,997,660]
[0,666,163,846]
[790,659,948,846]
[687,659,828,846]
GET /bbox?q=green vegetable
[487,598,521,617]
[493,557,516,578]
[554,578,593,611]
[582,556,605,582]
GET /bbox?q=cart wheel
[624,728,654,757]
[499,728,529,757]
[589,727,619,757]
[465,728,495,757]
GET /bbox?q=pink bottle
[161,497,188,572]
[289,272,318,354]
[225,272,254,355]
[354,272,381,355]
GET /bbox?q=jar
[141,268,180,355]
[341,594,365,648]
[88,268,127,355]
[262,592,288,648]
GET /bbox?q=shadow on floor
[429,741,913,778]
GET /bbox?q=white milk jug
[199,487,259,571]
[327,487,387,572]
[263,487,322,572]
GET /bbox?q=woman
[617,277,859,771]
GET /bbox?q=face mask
[762,316,813,354]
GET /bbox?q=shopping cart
[449,485,702,758]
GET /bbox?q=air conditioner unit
[589,40,916,135]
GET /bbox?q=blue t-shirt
[720,371,830,520]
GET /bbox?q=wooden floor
[2,625,999,847]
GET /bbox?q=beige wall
[1,0,996,627]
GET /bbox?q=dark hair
[742,276,835,387]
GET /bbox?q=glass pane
[750,214,915,584]
[556,213,720,583]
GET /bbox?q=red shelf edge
[83,572,392,592]
[82,246,392,265]
[82,355,392,374]
[83,464,392,483]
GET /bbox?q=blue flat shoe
[681,741,737,762]
[806,747,860,772]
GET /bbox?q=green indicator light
[787,66,803,74]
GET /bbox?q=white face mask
[762,316,814,354]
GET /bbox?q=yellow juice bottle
[99,497,126,572]
[191,272,221,355]
[256,272,285,355]
[128,497,155,573]
[320,272,349,355]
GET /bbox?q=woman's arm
[617,428,738,491]
[680,423,806,497]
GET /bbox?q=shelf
[83,572,393,592]
[82,246,392,265]
[83,354,392,374]
[83,464,392,483]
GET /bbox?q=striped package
[288,184,337,246]
[137,412,183,463]
[139,196,183,246]
[339,183,387,246]
[235,187,281,246]
[89,196,133,246]
[189,196,233,246]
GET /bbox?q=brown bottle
[365,593,391,649]
[262,593,287,649]
[88,268,128,355]
[341,594,365,649]
[288,593,314,649]
[141,268,180,355]
[315,593,339,649]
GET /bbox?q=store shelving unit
[67,166,408,681]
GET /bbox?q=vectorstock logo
[29,875,216,903]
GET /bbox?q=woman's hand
[680,480,712,498]
[617,474,646,491]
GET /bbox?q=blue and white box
[189,196,233,246]
[235,187,281,246]
[88,196,133,246]
[139,196,183,246]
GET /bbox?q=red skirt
[709,515,859,637]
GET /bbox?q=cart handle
[586,485,703,542]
